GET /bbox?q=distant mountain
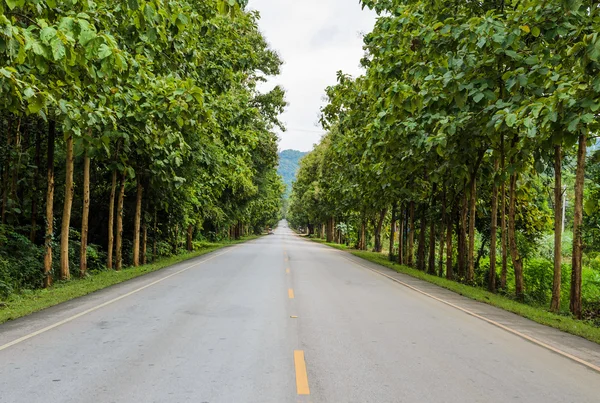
[278,149,308,196]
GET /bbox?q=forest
[0,0,285,300]
[288,0,600,322]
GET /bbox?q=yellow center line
[294,350,310,395]
[288,288,295,299]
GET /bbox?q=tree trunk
[187,224,194,251]
[550,145,563,312]
[1,117,13,224]
[43,121,56,288]
[141,222,147,265]
[508,172,524,299]
[30,126,42,242]
[489,159,499,292]
[115,171,126,271]
[374,209,387,252]
[446,206,453,280]
[359,219,366,250]
[389,203,396,261]
[458,190,468,278]
[398,205,404,265]
[428,186,437,275]
[417,207,427,271]
[59,135,74,280]
[79,151,90,278]
[326,216,334,243]
[570,134,586,318]
[408,202,415,267]
[9,118,22,222]
[439,189,446,277]
[467,176,477,282]
[152,208,158,262]
[500,135,508,289]
[107,169,117,269]
[132,176,143,267]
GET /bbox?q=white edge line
[300,234,600,374]
[0,246,239,352]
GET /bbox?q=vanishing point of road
[1,221,599,403]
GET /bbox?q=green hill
[278,149,307,196]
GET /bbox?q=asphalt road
[1,221,599,403]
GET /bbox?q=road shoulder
[306,238,600,372]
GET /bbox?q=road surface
[1,221,599,402]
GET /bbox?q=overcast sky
[248,0,376,152]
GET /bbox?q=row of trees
[289,0,600,319]
[0,0,284,295]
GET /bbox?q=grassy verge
[0,236,259,324]
[309,237,600,345]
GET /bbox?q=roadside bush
[523,258,553,304]
[0,225,44,296]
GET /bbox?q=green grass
[0,236,259,324]
[311,238,600,345]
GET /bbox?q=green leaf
[473,92,485,103]
[534,159,544,173]
[97,44,112,60]
[27,94,45,114]
[50,37,65,61]
[40,27,57,44]
[5,0,24,10]
[505,113,517,127]
[531,27,540,37]
[584,198,597,216]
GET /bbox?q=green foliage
[0,0,286,300]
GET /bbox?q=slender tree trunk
[79,151,90,277]
[500,135,508,289]
[398,205,404,264]
[446,206,453,280]
[408,202,415,267]
[1,117,12,224]
[59,135,74,280]
[489,159,499,292]
[360,219,366,250]
[326,216,334,243]
[115,171,126,271]
[439,189,446,277]
[187,224,194,251]
[428,186,437,275]
[132,177,143,266]
[374,209,387,252]
[550,145,563,312]
[152,208,158,262]
[142,222,148,265]
[508,172,524,299]
[417,207,427,271]
[30,127,42,242]
[43,121,56,288]
[570,134,586,318]
[467,176,477,283]
[107,169,117,269]
[389,203,396,261]
[10,118,22,220]
[458,190,468,278]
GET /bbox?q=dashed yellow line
[294,350,310,395]
[288,289,295,299]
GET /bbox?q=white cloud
[248,0,376,152]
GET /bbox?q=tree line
[288,0,600,320]
[0,0,284,297]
